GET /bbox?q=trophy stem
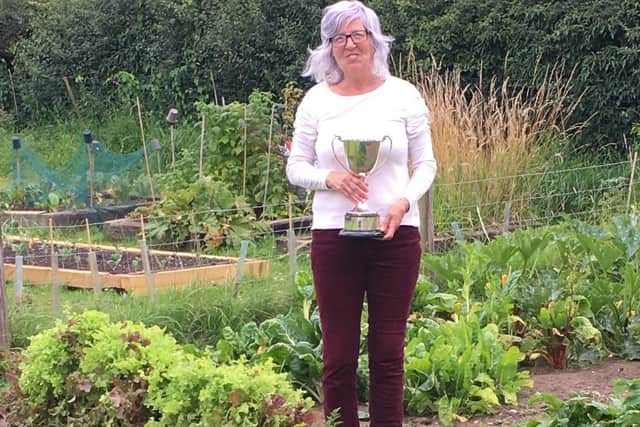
[355,200,369,212]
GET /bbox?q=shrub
[371,0,640,150]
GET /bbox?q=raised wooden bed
[1,236,269,295]
[0,210,48,227]
[0,202,152,227]
[103,215,314,242]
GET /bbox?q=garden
[1,1,640,426]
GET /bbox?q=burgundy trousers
[311,226,421,427]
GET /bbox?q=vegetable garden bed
[2,236,269,294]
[0,202,152,227]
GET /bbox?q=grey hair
[302,0,394,84]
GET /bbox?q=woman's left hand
[380,198,410,240]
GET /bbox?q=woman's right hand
[326,171,368,204]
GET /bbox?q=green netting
[10,138,147,207]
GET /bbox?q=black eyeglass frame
[330,29,370,46]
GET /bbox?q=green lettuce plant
[13,310,314,426]
[404,314,532,425]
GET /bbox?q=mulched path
[1,241,231,274]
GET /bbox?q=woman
[286,1,437,426]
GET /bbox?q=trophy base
[339,211,383,238]
[339,229,383,238]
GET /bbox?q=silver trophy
[331,135,392,237]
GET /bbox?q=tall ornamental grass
[405,58,582,231]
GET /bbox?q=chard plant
[58,246,74,268]
[404,314,532,425]
[522,294,603,368]
[526,378,640,426]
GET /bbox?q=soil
[398,359,640,426]
[310,359,640,426]
[1,241,231,274]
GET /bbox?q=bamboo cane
[263,104,275,210]
[136,97,156,203]
[242,105,248,197]
[0,227,11,349]
[63,76,80,115]
[199,114,206,179]
[8,68,18,118]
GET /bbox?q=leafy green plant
[137,168,269,248]
[522,294,603,368]
[591,271,640,359]
[404,314,532,425]
[526,378,640,426]
[194,90,305,219]
[10,242,28,256]
[58,246,74,268]
[107,249,123,271]
[214,309,324,402]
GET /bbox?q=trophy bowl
[332,136,392,238]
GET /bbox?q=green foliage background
[0,0,639,149]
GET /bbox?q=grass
[405,58,584,232]
[5,251,305,350]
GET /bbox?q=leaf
[472,387,499,407]
[437,395,454,426]
[612,213,640,258]
[528,392,563,411]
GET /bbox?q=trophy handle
[370,135,393,175]
[331,136,351,172]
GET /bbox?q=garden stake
[419,188,435,282]
[85,219,92,246]
[88,251,101,294]
[503,201,512,234]
[87,142,94,207]
[451,222,464,241]
[626,151,637,213]
[8,68,18,118]
[263,104,275,209]
[242,105,248,197]
[0,227,11,349]
[136,97,156,203]
[288,229,297,290]
[476,205,490,241]
[48,218,60,316]
[199,114,205,179]
[15,255,23,305]
[139,239,157,303]
[85,219,101,294]
[170,126,176,171]
[62,76,80,115]
[210,71,219,106]
[288,193,297,288]
[190,211,201,265]
[140,214,146,242]
[166,108,179,170]
[12,136,21,187]
[51,251,60,318]
[419,188,434,254]
[232,240,249,299]
[48,218,54,255]
[156,145,162,175]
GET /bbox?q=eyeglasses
[330,29,369,46]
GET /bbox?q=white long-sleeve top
[286,76,437,230]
